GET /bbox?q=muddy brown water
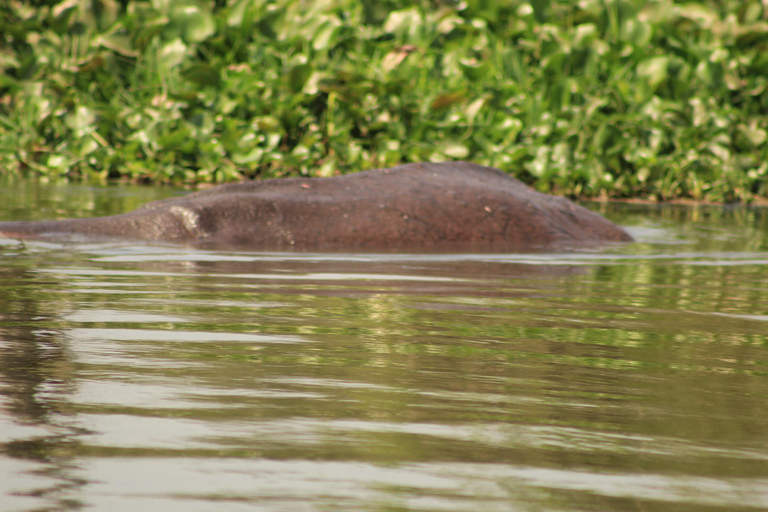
[0,180,767,511]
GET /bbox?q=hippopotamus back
[0,162,632,251]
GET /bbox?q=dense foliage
[1,0,767,200]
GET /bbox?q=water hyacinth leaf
[315,159,336,177]
[525,145,550,178]
[438,141,470,159]
[265,133,281,151]
[97,34,139,57]
[695,60,723,89]
[621,19,652,47]
[0,74,20,94]
[742,2,763,23]
[551,142,571,167]
[288,62,312,92]
[65,106,96,138]
[151,0,173,13]
[303,71,331,95]
[675,3,719,29]
[158,38,187,69]
[381,46,417,72]
[499,118,524,142]
[93,0,120,30]
[738,123,767,146]
[158,125,194,151]
[542,50,566,73]
[167,4,216,43]
[573,23,598,49]
[51,0,78,34]
[637,56,669,87]
[135,18,167,49]
[431,90,467,110]
[0,47,19,72]
[436,16,463,35]
[459,58,488,80]
[735,21,768,47]
[182,64,221,86]
[233,147,264,165]
[45,154,69,170]
[707,143,731,162]
[76,137,100,157]
[427,150,448,162]
[188,111,215,136]
[77,54,105,73]
[227,0,266,27]
[530,0,550,22]
[464,97,486,122]
[312,16,342,50]
[169,90,198,103]
[384,8,424,42]
[254,116,282,132]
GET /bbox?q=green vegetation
[1,0,767,201]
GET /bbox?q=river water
[0,180,767,511]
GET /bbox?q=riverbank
[1,0,766,202]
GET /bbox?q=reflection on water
[1,182,768,511]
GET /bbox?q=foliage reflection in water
[0,182,767,511]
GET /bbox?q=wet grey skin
[0,162,632,252]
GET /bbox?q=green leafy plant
[0,0,766,202]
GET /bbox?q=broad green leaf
[46,154,68,169]
[51,0,78,33]
[675,3,718,29]
[289,62,312,92]
[573,23,598,49]
[77,54,105,73]
[530,0,550,23]
[135,17,168,49]
[383,8,423,42]
[93,0,120,30]
[736,22,768,47]
[227,0,266,27]
[158,126,194,151]
[738,123,768,146]
[315,159,335,177]
[464,97,486,122]
[158,38,187,69]
[254,116,282,132]
[552,142,571,166]
[381,48,416,72]
[312,16,342,51]
[303,71,331,95]
[637,56,669,87]
[76,137,100,157]
[436,16,463,34]
[182,64,221,86]
[524,146,550,178]
[431,90,466,110]
[621,19,652,47]
[438,141,469,159]
[233,147,264,164]
[65,106,95,138]
[167,4,216,43]
[707,143,731,162]
[459,58,488,80]
[0,50,19,70]
[97,34,138,57]
[151,0,173,13]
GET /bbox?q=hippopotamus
[0,162,631,251]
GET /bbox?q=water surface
[1,180,767,511]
